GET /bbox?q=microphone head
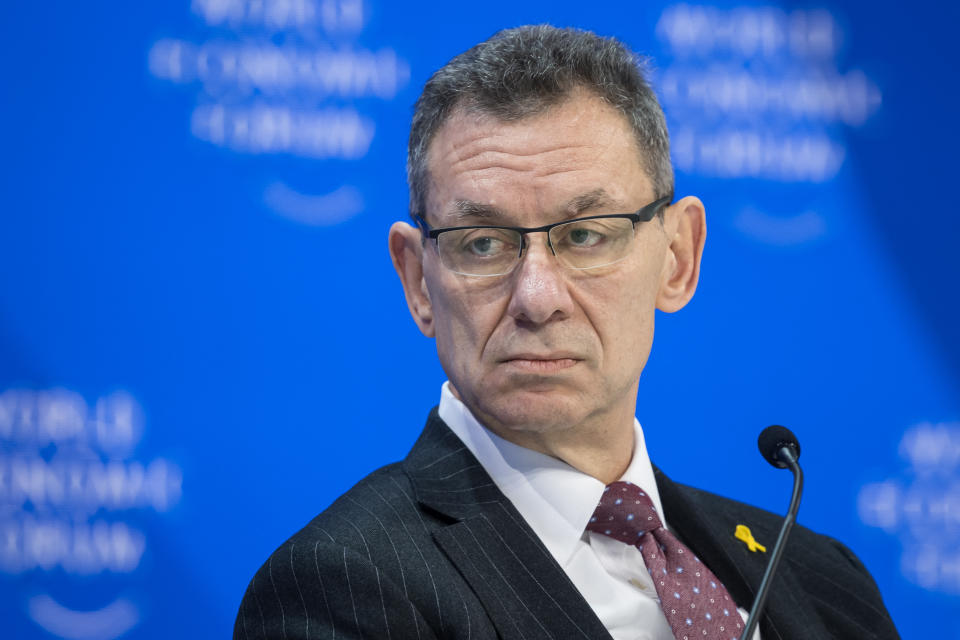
[758,425,801,469]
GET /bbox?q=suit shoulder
[234,459,472,639]
[247,459,441,583]
[234,460,450,640]
[277,461,420,554]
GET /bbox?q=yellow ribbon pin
[734,525,767,553]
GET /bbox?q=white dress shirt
[438,382,761,640]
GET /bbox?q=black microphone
[757,424,802,469]
[739,425,804,640]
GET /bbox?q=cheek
[590,272,660,366]
[426,272,509,359]
[608,303,655,358]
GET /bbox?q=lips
[507,347,584,357]
[500,353,582,372]
[501,351,582,361]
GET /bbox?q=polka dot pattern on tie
[586,481,743,640]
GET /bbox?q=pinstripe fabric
[235,410,899,640]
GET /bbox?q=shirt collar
[437,381,667,565]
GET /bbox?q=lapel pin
[734,524,767,552]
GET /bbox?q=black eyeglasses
[414,195,672,277]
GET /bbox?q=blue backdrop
[2,1,958,638]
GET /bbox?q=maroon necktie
[587,481,744,640]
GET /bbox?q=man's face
[392,90,702,451]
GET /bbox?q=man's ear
[389,221,436,337]
[656,196,706,313]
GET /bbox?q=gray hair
[407,25,673,219]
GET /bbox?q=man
[235,26,899,640]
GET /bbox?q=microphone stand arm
[739,447,804,640]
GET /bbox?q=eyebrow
[566,188,617,215]
[448,188,623,224]
[451,200,505,221]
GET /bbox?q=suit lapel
[654,467,831,640]
[405,411,613,640]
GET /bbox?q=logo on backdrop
[656,4,882,246]
[0,388,182,639]
[149,0,410,225]
[858,421,960,595]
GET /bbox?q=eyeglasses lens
[436,217,635,276]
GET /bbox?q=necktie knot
[587,481,662,544]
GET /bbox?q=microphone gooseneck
[739,425,804,640]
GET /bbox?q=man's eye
[561,225,605,248]
[461,233,510,257]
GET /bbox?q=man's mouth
[501,354,581,372]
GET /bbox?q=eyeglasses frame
[413,194,673,276]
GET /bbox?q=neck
[501,422,634,484]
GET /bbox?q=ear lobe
[389,221,435,337]
[656,196,706,313]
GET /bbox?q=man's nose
[505,233,574,325]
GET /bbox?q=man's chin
[450,374,594,433]
[470,391,586,437]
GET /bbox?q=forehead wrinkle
[436,117,612,170]
[444,143,607,176]
[425,101,649,222]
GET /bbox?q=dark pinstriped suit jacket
[235,410,899,639]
